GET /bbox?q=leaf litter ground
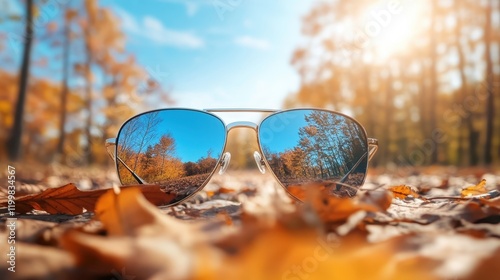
[0,165,499,280]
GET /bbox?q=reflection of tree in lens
[117,112,161,174]
[265,111,367,198]
[118,133,185,184]
[118,122,218,202]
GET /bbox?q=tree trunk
[428,0,439,164]
[57,9,71,163]
[484,0,494,164]
[454,0,473,166]
[84,7,93,165]
[383,70,394,165]
[7,0,33,161]
[364,67,375,138]
[419,61,427,145]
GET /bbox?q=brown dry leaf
[389,185,421,200]
[69,186,431,280]
[461,179,487,197]
[0,242,75,279]
[94,187,190,236]
[480,196,500,209]
[204,226,436,280]
[0,183,177,215]
[1,183,106,214]
[61,187,206,279]
[310,189,392,223]
[458,200,500,223]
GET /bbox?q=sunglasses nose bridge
[226,121,258,131]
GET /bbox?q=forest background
[1,0,499,171]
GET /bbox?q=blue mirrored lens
[116,109,226,204]
[259,109,368,198]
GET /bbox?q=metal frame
[105,108,379,205]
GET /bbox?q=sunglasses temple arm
[339,152,367,184]
[339,138,379,183]
[368,138,379,161]
[105,139,147,185]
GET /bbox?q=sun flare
[362,0,427,61]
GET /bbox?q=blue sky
[102,0,315,122]
[1,0,316,124]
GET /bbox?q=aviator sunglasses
[105,108,378,206]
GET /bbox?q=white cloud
[116,8,204,49]
[234,36,271,50]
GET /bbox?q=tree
[427,0,439,164]
[56,8,76,162]
[7,0,33,161]
[483,0,494,164]
[82,0,95,165]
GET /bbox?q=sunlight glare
[366,0,426,62]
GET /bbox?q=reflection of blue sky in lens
[127,110,226,162]
[259,110,355,155]
[259,110,309,154]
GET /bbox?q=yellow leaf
[461,179,487,198]
[389,185,420,200]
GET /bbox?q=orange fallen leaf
[0,183,177,215]
[62,185,433,280]
[207,225,436,280]
[461,179,487,198]
[389,185,421,200]
[207,187,236,198]
[311,189,393,223]
[61,187,204,279]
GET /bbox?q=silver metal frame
[105,108,379,205]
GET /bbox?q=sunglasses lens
[116,109,226,204]
[258,109,368,199]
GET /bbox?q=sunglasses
[105,108,378,206]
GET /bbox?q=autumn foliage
[0,0,169,164]
[1,170,499,279]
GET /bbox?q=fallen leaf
[94,187,191,237]
[461,179,487,197]
[310,189,392,224]
[389,185,421,200]
[212,225,436,280]
[64,186,433,280]
[206,187,235,198]
[0,243,75,279]
[480,196,500,210]
[0,183,177,215]
[61,187,205,279]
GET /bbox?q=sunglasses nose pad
[253,151,266,174]
[218,152,231,175]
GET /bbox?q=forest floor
[0,164,499,280]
